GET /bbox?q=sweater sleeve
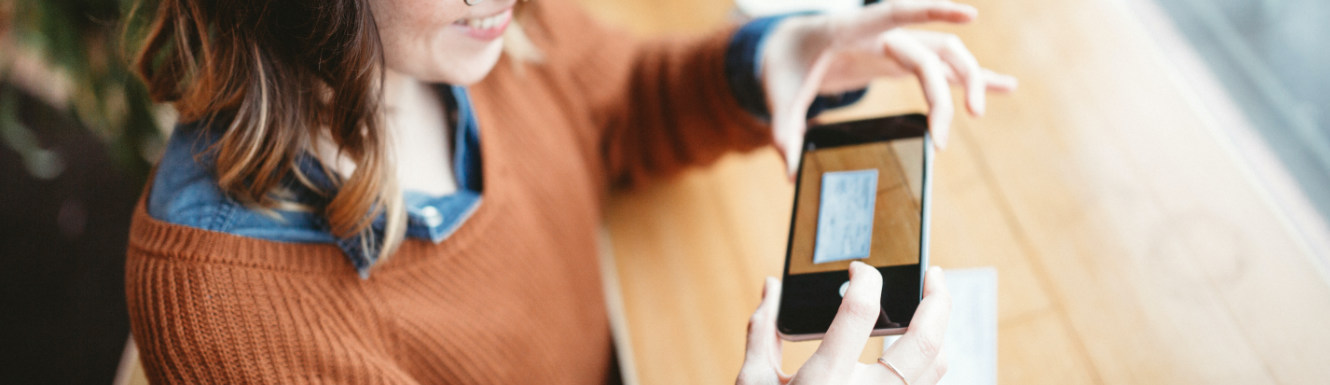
[529,1,776,188]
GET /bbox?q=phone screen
[778,114,930,338]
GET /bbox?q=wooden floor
[582,0,1330,384]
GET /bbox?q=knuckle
[943,35,966,51]
[736,365,775,385]
[749,312,768,327]
[914,334,942,358]
[735,368,757,385]
[935,352,950,376]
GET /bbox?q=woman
[126,0,1015,383]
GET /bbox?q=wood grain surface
[580,0,1330,384]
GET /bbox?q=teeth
[462,13,504,30]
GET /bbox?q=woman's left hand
[760,0,1018,177]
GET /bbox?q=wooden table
[583,0,1330,384]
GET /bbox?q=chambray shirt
[148,15,867,278]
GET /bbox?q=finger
[772,53,834,179]
[777,123,804,180]
[837,0,978,41]
[918,55,954,149]
[764,278,788,380]
[940,67,1018,94]
[883,32,954,149]
[881,267,952,382]
[772,116,806,180]
[804,261,884,380]
[739,277,786,383]
[912,31,985,116]
[748,278,783,364]
[982,69,1020,92]
[766,73,808,181]
[911,349,950,385]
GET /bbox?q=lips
[451,8,513,41]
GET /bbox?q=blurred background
[1,0,1327,383]
[2,0,158,383]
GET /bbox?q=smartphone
[777,113,933,341]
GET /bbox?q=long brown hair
[132,0,407,258]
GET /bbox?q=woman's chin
[436,41,505,86]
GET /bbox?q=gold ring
[877,357,910,385]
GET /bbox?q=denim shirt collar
[291,84,485,277]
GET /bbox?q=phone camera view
[779,115,929,338]
[790,139,924,274]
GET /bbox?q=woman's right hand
[738,262,952,385]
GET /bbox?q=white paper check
[813,169,879,264]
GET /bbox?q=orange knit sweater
[125,1,772,383]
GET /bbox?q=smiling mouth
[452,8,512,31]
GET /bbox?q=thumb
[774,120,806,180]
[740,277,785,380]
[770,52,835,180]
